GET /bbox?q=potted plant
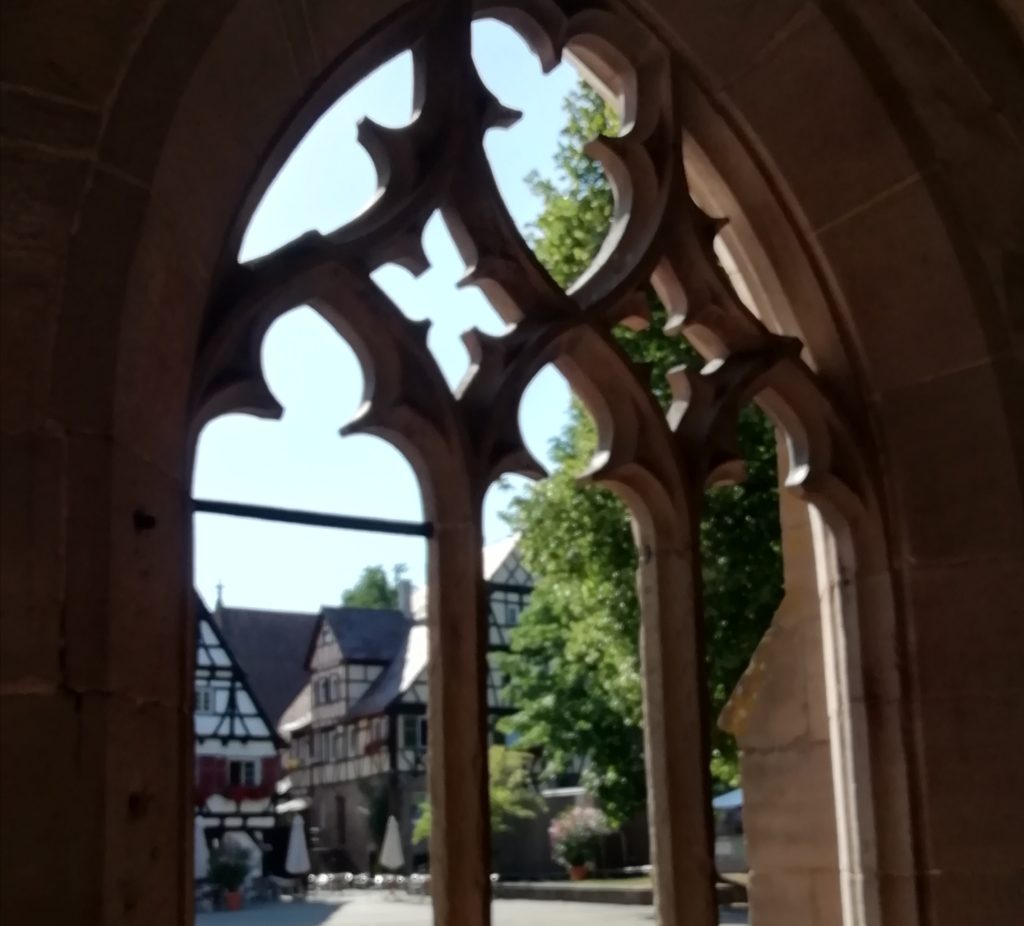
[209,842,251,911]
[549,806,609,881]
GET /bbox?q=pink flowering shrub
[549,805,609,867]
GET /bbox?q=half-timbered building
[194,598,284,879]
[482,537,533,737]
[280,540,532,872]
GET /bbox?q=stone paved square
[196,893,749,926]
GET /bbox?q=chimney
[397,579,413,619]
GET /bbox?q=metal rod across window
[191,498,434,538]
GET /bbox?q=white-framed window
[228,759,259,786]
[402,714,417,749]
[195,686,216,713]
[401,714,428,749]
[330,675,341,702]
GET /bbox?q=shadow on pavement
[196,898,346,926]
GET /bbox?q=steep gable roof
[278,683,312,739]
[214,606,318,726]
[320,606,410,663]
[344,622,428,720]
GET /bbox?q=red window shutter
[261,756,278,791]
[196,756,225,801]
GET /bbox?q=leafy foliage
[361,780,391,848]
[342,565,400,609]
[500,85,783,824]
[412,746,542,844]
[525,89,617,288]
[549,806,610,868]
[208,841,251,892]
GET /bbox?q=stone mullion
[636,512,718,926]
[427,514,491,926]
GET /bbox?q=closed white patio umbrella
[379,815,404,872]
[285,814,311,875]
[194,817,210,880]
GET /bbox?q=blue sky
[193,21,580,611]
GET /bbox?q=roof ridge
[219,606,319,618]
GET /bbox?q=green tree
[500,85,783,825]
[342,565,400,609]
[412,745,542,844]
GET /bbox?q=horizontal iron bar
[192,498,433,538]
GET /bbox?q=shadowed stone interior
[2,3,1022,926]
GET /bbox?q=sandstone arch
[2,3,1021,926]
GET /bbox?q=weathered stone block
[50,167,150,436]
[852,570,901,704]
[908,558,1024,697]
[729,602,812,751]
[726,7,918,231]
[877,362,1024,564]
[917,692,1024,872]
[0,429,66,686]
[819,176,988,395]
[96,0,237,183]
[0,691,95,923]
[674,0,809,92]
[62,436,190,706]
[0,148,86,431]
[743,739,840,871]
[0,85,100,152]
[113,219,204,473]
[82,694,188,925]
[924,868,1024,926]
[0,0,158,106]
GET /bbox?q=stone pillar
[636,522,718,926]
[427,514,490,926]
[720,480,842,925]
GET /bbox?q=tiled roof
[214,606,319,726]
[320,607,410,663]
[345,622,428,720]
[337,541,524,719]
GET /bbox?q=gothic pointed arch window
[189,5,879,924]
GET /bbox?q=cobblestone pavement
[197,892,749,925]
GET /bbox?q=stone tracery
[189,3,874,924]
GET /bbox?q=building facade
[281,541,533,872]
[193,601,283,878]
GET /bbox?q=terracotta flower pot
[224,890,244,911]
[569,864,589,881]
